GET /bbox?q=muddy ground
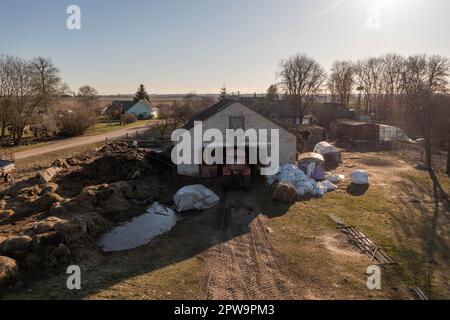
[0,143,448,300]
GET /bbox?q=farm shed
[335,120,380,141]
[378,124,408,142]
[175,99,297,177]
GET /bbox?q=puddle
[97,202,179,252]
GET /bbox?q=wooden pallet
[328,213,395,265]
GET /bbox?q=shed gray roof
[181,99,296,136]
[182,99,234,130]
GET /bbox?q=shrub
[56,107,97,137]
[123,113,137,124]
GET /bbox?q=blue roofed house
[106,100,159,120]
[127,100,159,119]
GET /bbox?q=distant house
[106,100,158,120]
[128,100,158,119]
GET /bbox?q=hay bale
[39,182,60,195]
[52,159,70,169]
[31,217,65,234]
[273,183,297,204]
[0,209,15,222]
[54,213,109,243]
[38,167,62,184]
[33,192,64,212]
[0,235,33,258]
[0,256,17,287]
[48,202,66,216]
[67,157,82,166]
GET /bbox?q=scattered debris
[328,213,395,265]
[52,159,70,169]
[0,142,182,281]
[0,255,17,287]
[414,287,429,300]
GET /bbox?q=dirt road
[14,124,151,160]
[202,190,293,300]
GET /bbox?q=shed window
[229,116,245,130]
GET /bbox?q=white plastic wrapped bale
[267,164,325,196]
[351,170,369,185]
[173,185,220,212]
[313,141,339,155]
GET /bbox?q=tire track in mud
[201,190,293,300]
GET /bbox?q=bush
[57,107,97,137]
[123,113,137,124]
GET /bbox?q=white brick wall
[176,101,297,176]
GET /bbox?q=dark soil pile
[67,142,173,184]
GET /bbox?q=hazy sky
[1,0,449,94]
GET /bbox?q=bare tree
[328,60,355,107]
[0,55,15,145]
[30,57,61,112]
[277,53,327,123]
[402,54,450,167]
[355,57,384,117]
[266,84,279,101]
[8,57,40,145]
[77,85,99,111]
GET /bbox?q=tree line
[0,54,100,146]
[274,53,450,170]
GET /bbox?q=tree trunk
[446,128,450,175]
[425,137,432,168]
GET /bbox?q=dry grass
[2,149,448,300]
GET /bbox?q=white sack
[173,185,220,212]
[351,170,369,185]
[325,173,345,184]
[319,180,338,191]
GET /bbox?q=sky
[1,0,449,95]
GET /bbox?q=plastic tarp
[378,125,408,142]
[267,164,331,197]
[351,170,369,185]
[313,141,339,155]
[173,185,220,212]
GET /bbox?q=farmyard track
[201,190,293,299]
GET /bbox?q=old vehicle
[222,149,251,190]
[0,158,16,183]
